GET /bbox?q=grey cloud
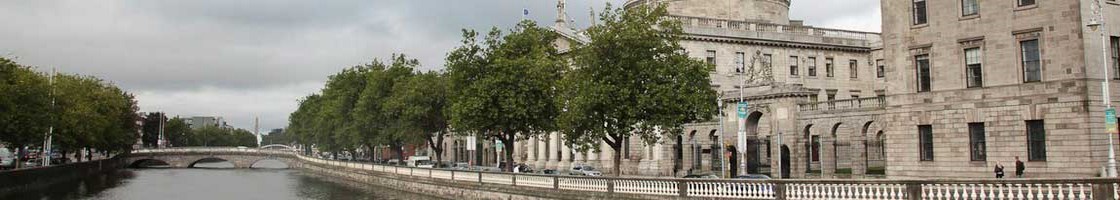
[0,0,876,130]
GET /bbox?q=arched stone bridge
[126,148,301,169]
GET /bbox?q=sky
[0,0,881,132]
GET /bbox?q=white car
[569,165,603,176]
[0,148,13,169]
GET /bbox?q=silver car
[569,165,602,176]
[0,148,12,169]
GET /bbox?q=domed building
[512,0,887,179]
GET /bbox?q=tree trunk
[612,144,622,176]
[392,144,404,165]
[502,133,515,172]
[76,149,83,162]
[428,132,445,168]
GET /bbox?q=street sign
[495,140,504,152]
[737,102,749,118]
[1107,108,1117,134]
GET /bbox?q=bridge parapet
[127,148,299,168]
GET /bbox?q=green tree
[0,58,50,167]
[353,55,416,161]
[164,117,191,147]
[446,21,564,172]
[140,112,164,148]
[384,71,450,165]
[558,4,718,176]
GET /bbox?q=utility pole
[1091,0,1118,177]
[158,112,165,148]
[254,117,260,147]
[41,68,55,167]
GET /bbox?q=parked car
[0,148,13,169]
[450,162,471,170]
[568,165,602,176]
[683,173,720,179]
[541,169,558,175]
[734,174,772,180]
[515,164,534,173]
[22,159,42,168]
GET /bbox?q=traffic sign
[737,102,749,118]
[1107,108,1117,134]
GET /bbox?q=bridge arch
[129,158,171,168]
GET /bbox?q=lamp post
[1090,0,1118,177]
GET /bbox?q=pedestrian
[1015,156,1025,178]
[994,162,1004,178]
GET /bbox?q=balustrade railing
[799,96,886,112]
[665,15,881,47]
[132,148,1120,199]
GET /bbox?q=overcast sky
[0,0,880,132]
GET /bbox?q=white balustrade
[558,177,608,192]
[614,179,678,196]
[922,183,1092,200]
[431,170,453,180]
[481,173,513,185]
[787,183,906,200]
[454,170,477,181]
[517,175,554,189]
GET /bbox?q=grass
[835,168,852,174]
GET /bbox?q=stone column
[559,134,572,169]
[528,137,537,168]
[821,137,837,178]
[852,135,868,177]
[537,135,548,169]
[547,132,559,170]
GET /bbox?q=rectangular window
[876,59,885,78]
[962,0,978,16]
[1111,37,1119,80]
[762,54,772,73]
[735,52,746,73]
[1027,120,1046,161]
[965,47,983,88]
[1018,0,1035,7]
[789,56,799,76]
[969,123,986,161]
[826,58,835,77]
[913,0,928,25]
[919,125,934,161]
[811,135,820,162]
[1021,39,1041,82]
[849,59,859,79]
[808,57,818,77]
[706,50,717,66]
[915,54,931,92]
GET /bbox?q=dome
[625,0,791,25]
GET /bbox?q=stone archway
[129,158,171,168]
[780,145,791,179]
[189,157,237,168]
[828,123,844,176]
[743,111,764,175]
[803,124,815,175]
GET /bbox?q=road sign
[737,102,749,118]
[495,140,504,152]
[1107,108,1117,134]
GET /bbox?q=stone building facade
[440,0,1120,179]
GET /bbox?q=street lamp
[1090,0,1118,177]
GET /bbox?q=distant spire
[555,0,567,28]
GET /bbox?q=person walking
[994,162,1005,178]
[1015,156,1025,178]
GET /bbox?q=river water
[6,160,443,200]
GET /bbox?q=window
[789,56,800,76]
[735,52,745,73]
[623,138,630,158]
[1027,120,1046,161]
[915,54,931,92]
[876,59,885,78]
[1021,39,1041,82]
[918,125,933,161]
[913,0,928,25]
[965,47,983,88]
[808,57,818,77]
[706,50,717,65]
[762,54,772,73]
[811,135,820,162]
[1111,36,1119,80]
[969,123,986,161]
[849,59,859,79]
[962,0,978,16]
[1018,0,1035,7]
[825,58,835,77]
